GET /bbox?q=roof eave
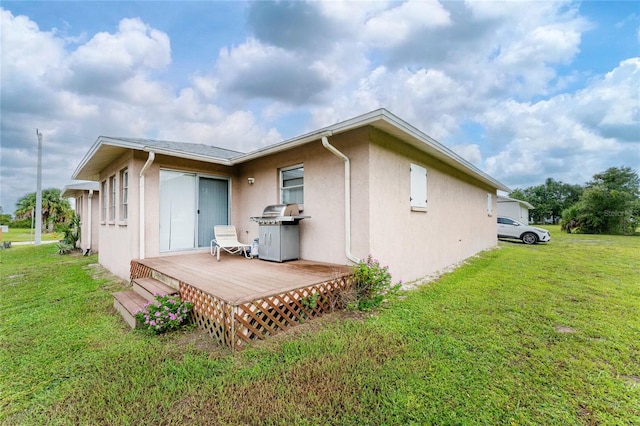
[375,111,511,192]
[233,108,510,192]
[73,137,235,181]
[144,147,233,166]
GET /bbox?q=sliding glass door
[198,177,229,248]
[159,170,229,252]
[159,171,196,251]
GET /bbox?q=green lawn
[1,227,638,425]
[1,227,59,243]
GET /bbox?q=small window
[101,180,107,221]
[410,163,427,211]
[109,175,116,221]
[280,165,304,206]
[487,193,493,216]
[120,168,128,220]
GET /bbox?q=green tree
[0,206,11,225]
[589,166,639,197]
[561,166,639,235]
[14,188,73,231]
[509,178,583,223]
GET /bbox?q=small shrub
[56,242,75,254]
[134,293,193,334]
[60,213,81,248]
[351,255,401,311]
[11,218,32,228]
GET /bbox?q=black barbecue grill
[250,204,309,262]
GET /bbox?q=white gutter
[87,189,93,252]
[139,152,155,259]
[321,134,359,264]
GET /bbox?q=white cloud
[0,1,637,213]
[60,18,171,98]
[451,144,482,166]
[0,10,281,211]
[69,18,170,70]
[483,58,640,187]
[0,9,65,79]
[215,38,331,103]
[363,0,451,47]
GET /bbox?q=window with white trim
[410,163,427,211]
[280,164,304,207]
[120,168,128,220]
[101,180,107,221]
[109,175,116,221]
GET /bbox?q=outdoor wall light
[247,177,255,185]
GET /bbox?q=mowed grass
[1,228,58,243]
[1,227,638,425]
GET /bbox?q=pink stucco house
[71,109,509,284]
[61,182,100,254]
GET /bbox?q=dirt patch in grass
[555,325,576,333]
[402,260,467,291]
[172,327,226,354]
[86,262,129,291]
[578,404,597,425]
[621,375,640,385]
[251,308,369,351]
[4,274,24,280]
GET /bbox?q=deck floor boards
[136,252,352,305]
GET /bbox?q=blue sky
[1,1,638,213]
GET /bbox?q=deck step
[133,277,179,301]
[151,270,180,289]
[113,290,148,329]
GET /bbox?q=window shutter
[410,164,427,208]
[487,193,493,215]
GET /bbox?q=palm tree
[14,188,72,231]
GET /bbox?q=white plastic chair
[210,225,251,261]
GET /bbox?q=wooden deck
[130,252,354,350]
[134,252,352,305]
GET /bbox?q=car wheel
[522,232,538,245]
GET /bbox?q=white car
[497,217,551,245]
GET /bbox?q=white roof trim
[233,108,510,192]
[498,194,535,209]
[72,109,510,192]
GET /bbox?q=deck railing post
[230,304,236,352]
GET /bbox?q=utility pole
[35,129,43,245]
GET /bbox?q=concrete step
[113,290,148,329]
[133,277,179,301]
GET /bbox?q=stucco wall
[141,153,240,259]
[235,128,371,264]
[367,129,497,283]
[94,127,500,283]
[76,193,97,253]
[97,151,138,280]
[98,151,241,280]
[89,193,100,252]
[78,192,100,253]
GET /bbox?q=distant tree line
[509,166,639,235]
[3,188,73,231]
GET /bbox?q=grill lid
[250,203,309,224]
[261,203,300,217]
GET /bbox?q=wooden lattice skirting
[179,275,353,351]
[130,261,153,280]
